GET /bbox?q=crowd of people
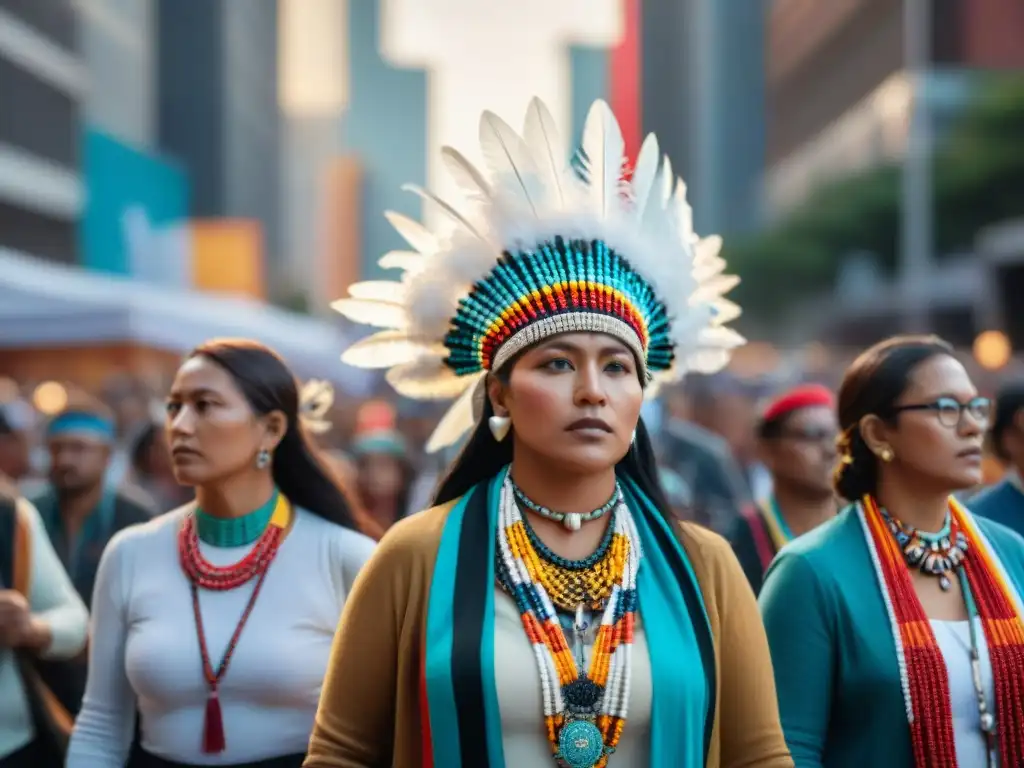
[2,97,1024,768]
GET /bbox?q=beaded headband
[335,98,744,452]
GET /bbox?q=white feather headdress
[335,97,744,452]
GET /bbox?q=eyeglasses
[890,396,992,428]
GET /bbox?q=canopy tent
[0,248,374,393]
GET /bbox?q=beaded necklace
[859,495,1024,767]
[178,492,291,753]
[877,505,968,592]
[497,474,640,768]
[517,506,623,613]
[512,480,620,531]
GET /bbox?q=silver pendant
[980,711,995,733]
[939,574,952,591]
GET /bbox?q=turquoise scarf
[422,468,715,767]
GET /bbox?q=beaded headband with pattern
[335,97,744,452]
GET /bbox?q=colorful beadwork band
[443,237,672,379]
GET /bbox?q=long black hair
[190,339,359,531]
[432,368,674,520]
[833,334,954,501]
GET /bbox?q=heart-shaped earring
[488,415,511,442]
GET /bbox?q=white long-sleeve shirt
[0,497,89,758]
[67,506,376,767]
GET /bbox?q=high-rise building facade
[764,0,1024,219]
[157,0,282,292]
[0,0,82,263]
[642,0,766,236]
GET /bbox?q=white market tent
[0,247,374,394]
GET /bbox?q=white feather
[672,178,694,245]
[425,372,485,453]
[299,379,334,418]
[384,211,437,255]
[578,100,625,217]
[698,325,746,348]
[710,298,742,325]
[694,273,741,299]
[479,110,544,217]
[522,97,568,210]
[441,146,492,203]
[299,379,334,434]
[346,281,406,303]
[341,330,445,369]
[378,250,424,273]
[630,133,660,219]
[386,357,468,400]
[330,298,407,329]
[401,184,488,243]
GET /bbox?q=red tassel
[202,689,226,753]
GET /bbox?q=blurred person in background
[349,400,414,534]
[307,98,790,768]
[100,376,155,490]
[657,381,751,534]
[129,421,192,514]
[28,396,155,715]
[971,382,1024,537]
[0,402,33,487]
[760,336,1024,768]
[688,373,772,500]
[729,384,839,595]
[29,396,155,609]
[67,339,376,768]
[0,489,88,768]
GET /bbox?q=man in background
[657,381,752,534]
[29,396,155,609]
[729,384,839,594]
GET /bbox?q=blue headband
[47,412,116,443]
[351,431,407,459]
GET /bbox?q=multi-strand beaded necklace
[177,492,291,754]
[859,495,1024,768]
[496,475,640,768]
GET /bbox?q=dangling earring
[256,448,271,469]
[631,428,637,444]
[488,415,511,442]
[879,447,894,463]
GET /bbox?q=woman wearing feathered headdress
[304,99,792,768]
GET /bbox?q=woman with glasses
[760,335,1024,768]
[729,384,839,595]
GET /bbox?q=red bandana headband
[761,383,835,424]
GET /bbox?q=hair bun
[833,429,877,501]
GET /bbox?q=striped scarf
[858,495,1024,767]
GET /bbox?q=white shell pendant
[564,513,583,531]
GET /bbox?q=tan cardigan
[305,499,793,768]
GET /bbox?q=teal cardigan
[759,505,1024,767]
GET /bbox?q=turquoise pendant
[557,719,605,768]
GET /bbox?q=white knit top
[66,507,376,766]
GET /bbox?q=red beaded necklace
[860,495,1024,767]
[177,495,291,754]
